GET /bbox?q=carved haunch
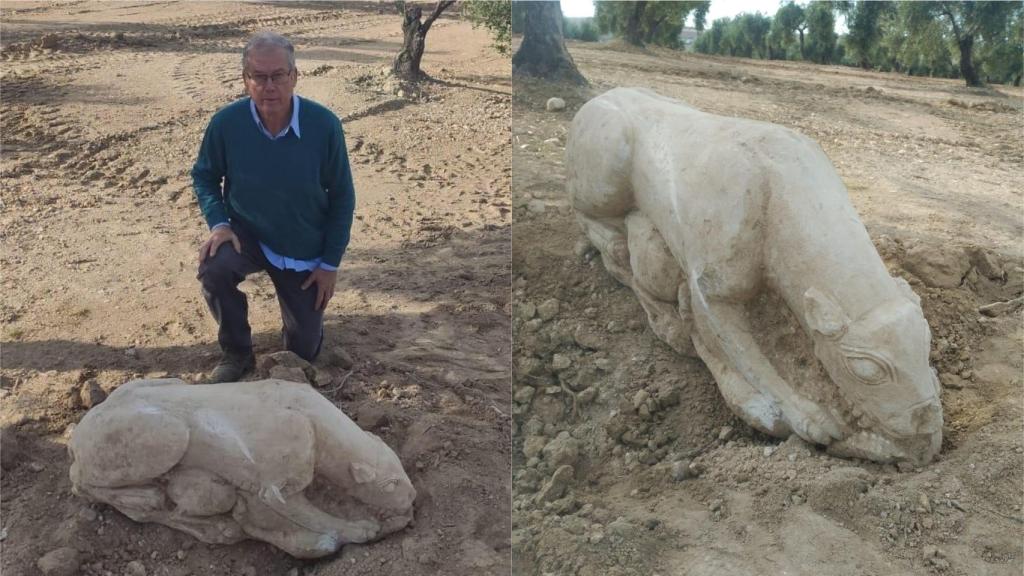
[69,379,416,558]
[566,87,943,465]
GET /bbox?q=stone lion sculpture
[567,87,943,465]
[69,378,416,558]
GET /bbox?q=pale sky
[561,0,848,33]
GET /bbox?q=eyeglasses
[245,71,292,86]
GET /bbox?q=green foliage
[690,0,1020,85]
[463,0,512,55]
[564,17,600,42]
[595,1,710,47]
[804,1,837,64]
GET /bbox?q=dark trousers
[197,225,323,361]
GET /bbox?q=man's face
[244,46,296,118]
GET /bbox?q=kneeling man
[192,32,355,382]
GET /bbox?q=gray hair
[242,32,295,72]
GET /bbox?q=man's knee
[197,247,246,288]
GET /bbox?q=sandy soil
[511,40,1023,576]
[1,2,510,575]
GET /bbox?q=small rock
[551,354,572,372]
[79,380,107,408]
[527,199,546,214]
[37,547,79,576]
[175,550,186,561]
[311,367,333,388]
[269,365,308,384]
[77,507,98,522]
[545,97,566,112]
[354,403,388,430]
[538,465,574,502]
[763,445,776,458]
[790,494,806,505]
[522,435,547,459]
[518,302,537,320]
[537,298,561,321]
[709,499,723,512]
[594,358,612,371]
[577,387,597,405]
[126,560,146,576]
[939,373,966,389]
[718,426,734,441]
[542,432,580,468]
[918,492,932,513]
[324,347,354,370]
[631,389,649,412]
[514,386,536,404]
[28,461,44,472]
[671,459,696,482]
[260,350,312,372]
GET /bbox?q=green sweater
[191,97,355,267]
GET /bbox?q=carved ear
[892,276,921,306]
[350,462,376,484]
[804,287,850,339]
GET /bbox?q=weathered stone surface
[538,465,574,502]
[567,88,944,465]
[537,298,560,321]
[542,432,580,468]
[79,380,107,409]
[545,97,566,112]
[37,547,79,576]
[69,378,415,558]
[269,365,309,384]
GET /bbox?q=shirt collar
[249,95,301,140]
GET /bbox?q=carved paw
[339,519,380,544]
[784,397,842,446]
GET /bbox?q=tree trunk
[624,1,647,46]
[956,35,982,87]
[797,28,805,59]
[512,1,587,85]
[393,1,455,79]
[645,15,665,45]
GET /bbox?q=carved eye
[847,357,887,384]
[380,478,398,493]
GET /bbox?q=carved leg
[233,491,380,558]
[234,492,343,558]
[82,483,245,544]
[625,212,697,357]
[576,213,631,286]
[691,336,789,436]
[688,274,843,445]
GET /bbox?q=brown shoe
[208,351,256,383]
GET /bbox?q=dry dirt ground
[1,2,510,575]
[512,40,1023,576]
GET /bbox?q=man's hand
[199,226,241,264]
[301,267,338,311]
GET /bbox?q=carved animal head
[348,432,417,515]
[804,279,943,464]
